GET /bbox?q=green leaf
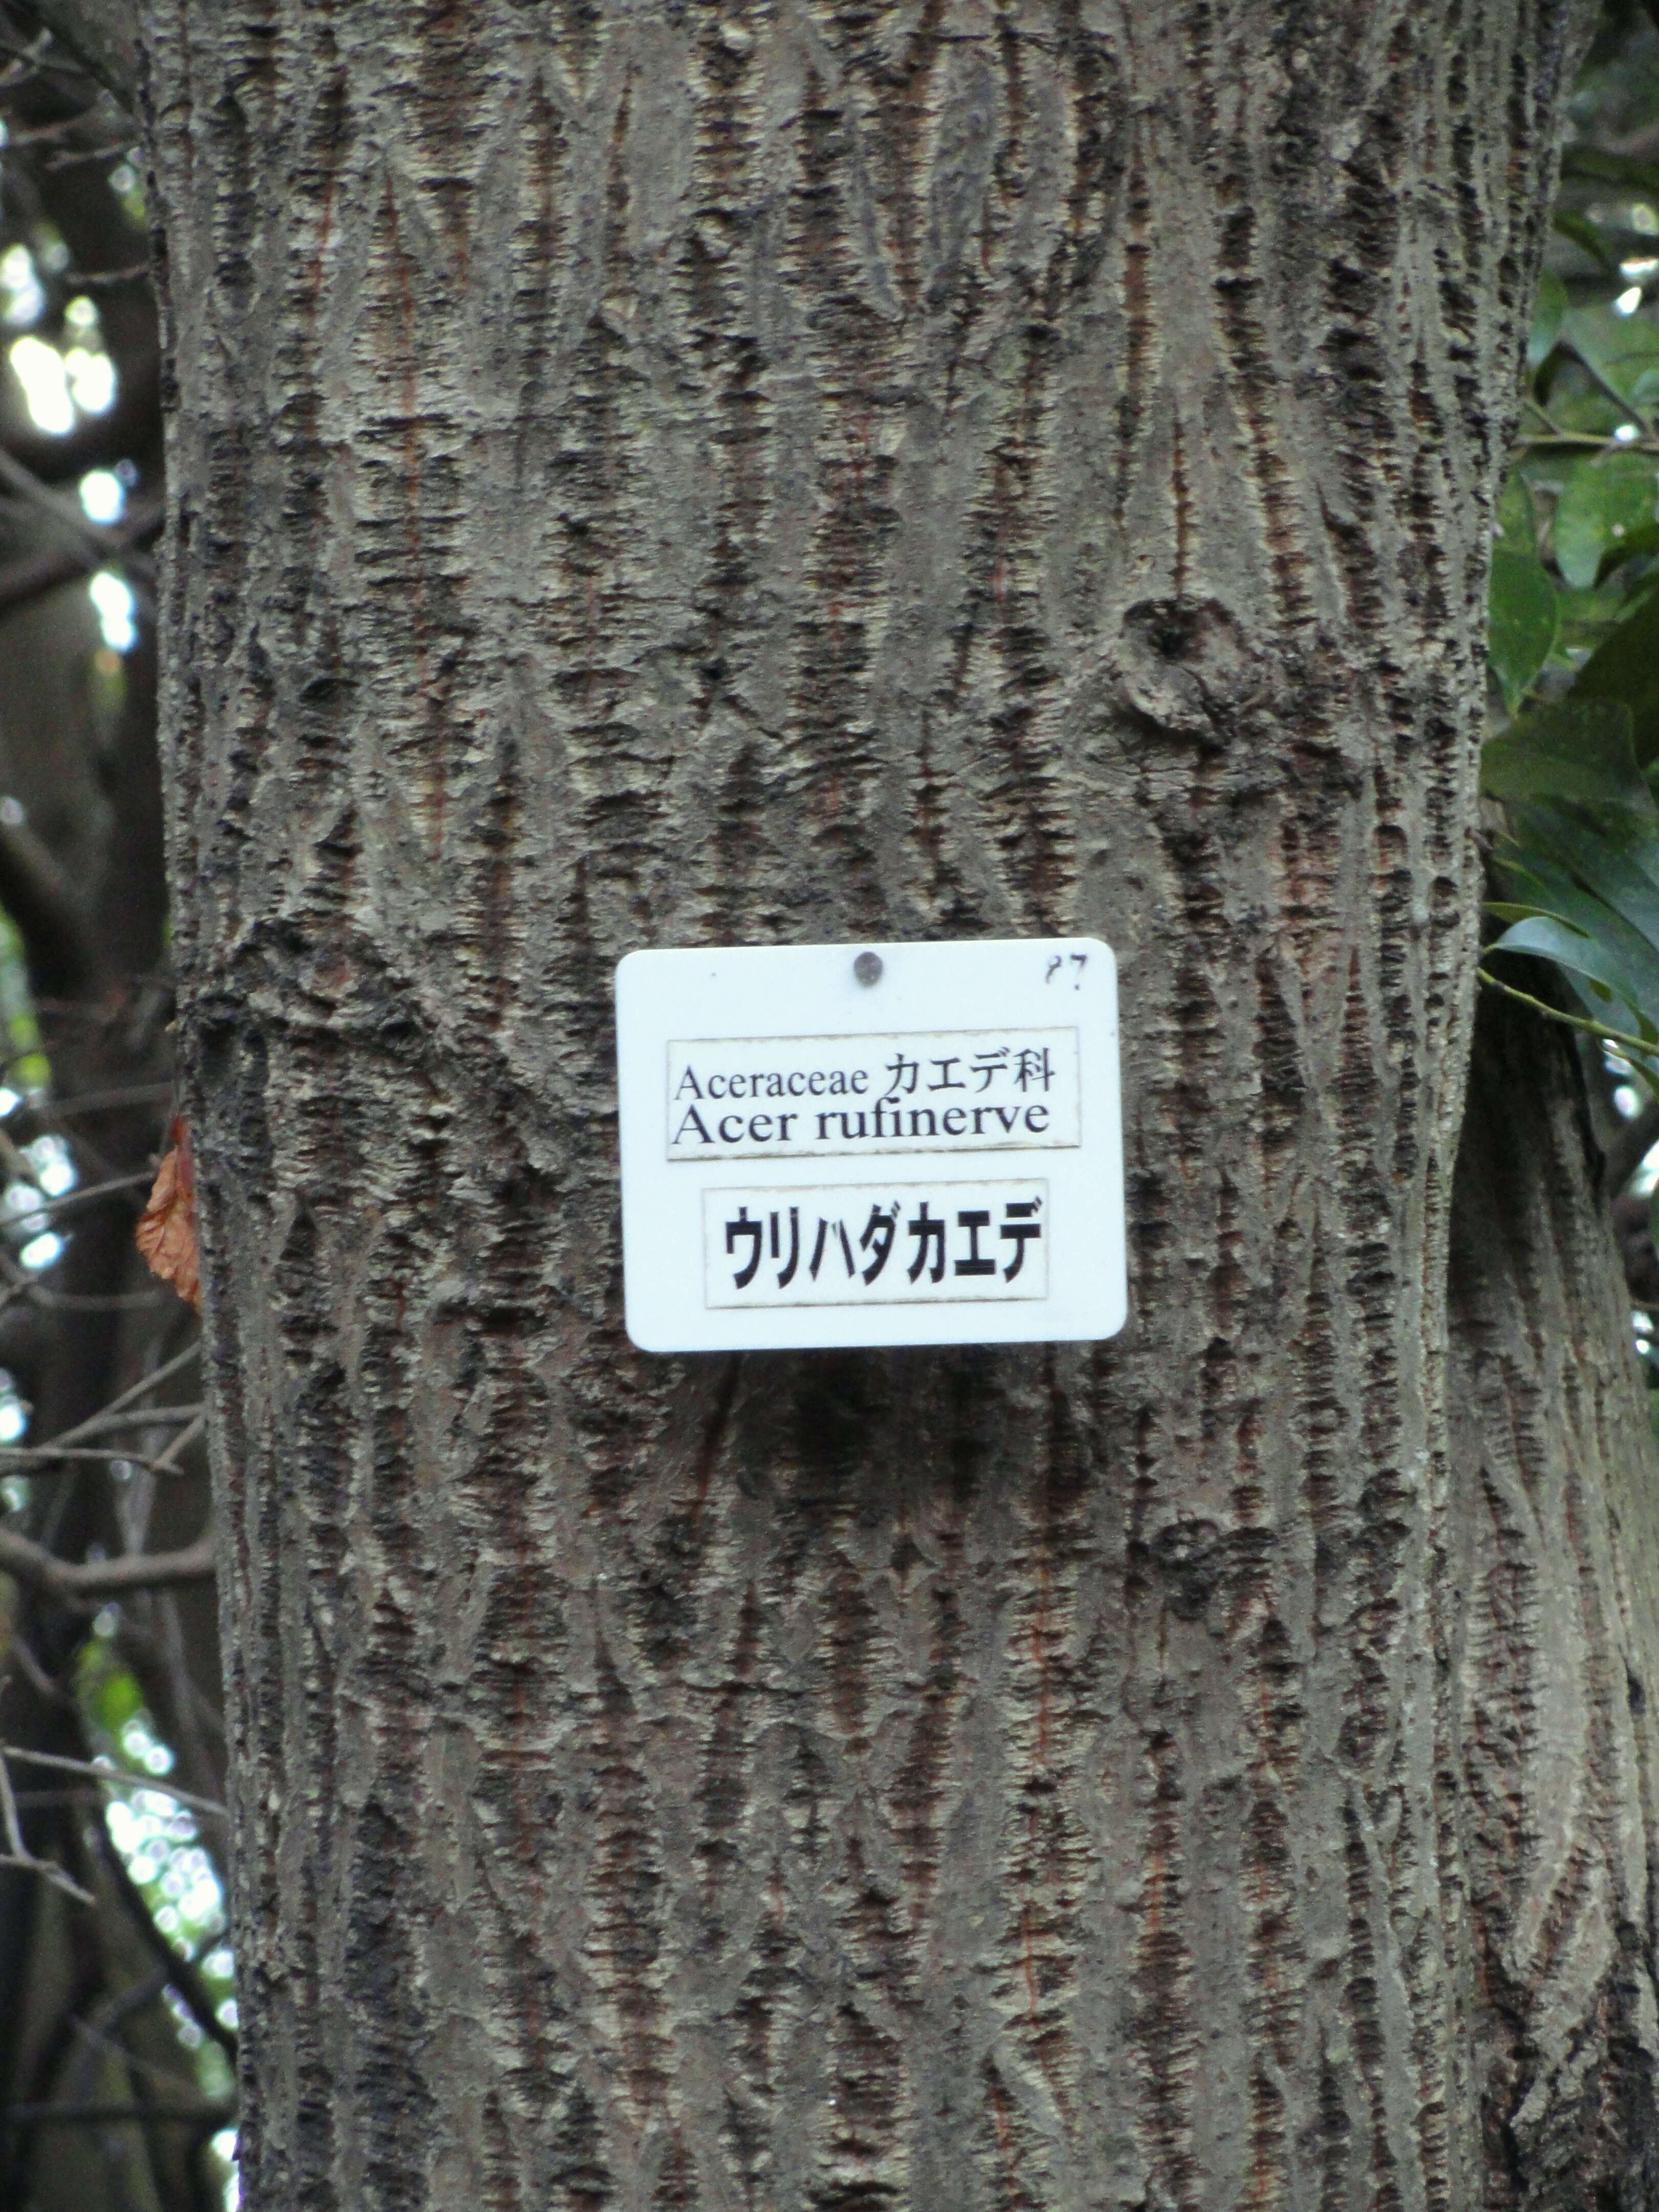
[1480,698,1648,810]
[1557,576,1644,623]
[1495,845,1659,983]
[1487,549,1558,707]
[1561,146,1659,197]
[1492,849,1597,919]
[1490,798,1659,1047]
[1554,451,1659,587]
[1543,376,1632,438]
[1563,303,1659,412]
[1487,911,1658,1034]
[92,1664,142,1736]
[1555,209,1622,270]
[1495,467,1538,552]
[1573,581,1659,762]
[1554,570,1658,658]
[1516,803,1659,945]
[1527,271,1567,372]
[1597,519,1659,578]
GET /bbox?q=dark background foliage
[1482,3,1659,1424]
[0,11,229,2210]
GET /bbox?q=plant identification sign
[615,939,1126,1353]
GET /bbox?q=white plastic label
[615,939,1126,1352]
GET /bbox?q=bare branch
[0,1746,225,1822]
[31,1166,155,1215]
[50,1082,175,1116]
[90,1815,237,2057]
[0,492,162,625]
[2,1625,73,1707]
[2,1737,32,1855]
[0,1339,208,1470]
[0,1745,93,1902]
[0,811,98,996]
[63,1341,200,1436]
[0,1444,197,1478]
[150,1411,203,1473]
[7,0,138,107]
[0,1849,94,1901]
[0,447,124,563]
[0,543,98,622]
[0,1522,214,1600]
[2,2099,236,2128]
[69,1403,201,1440]
[61,261,150,287]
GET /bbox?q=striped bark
[140,2,1659,2203]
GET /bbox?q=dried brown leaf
[136,1115,200,1311]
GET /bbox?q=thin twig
[61,262,150,288]
[1516,431,1659,451]
[1478,967,1659,1064]
[69,1405,201,1441]
[0,1523,215,1602]
[2,1341,205,1467]
[150,1414,204,1474]
[7,0,142,107]
[0,1851,94,1902]
[66,1998,214,2096]
[0,492,162,623]
[0,1751,94,1904]
[0,1748,226,1823]
[1575,354,1657,439]
[0,1445,196,1478]
[1,1627,73,1709]
[60,1342,199,1438]
[0,109,112,147]
[0,544,100,623]
[0,815,96,995]
[17,1166,153,1219]
[91,1819,237,2058]
[1518,396,1632,446]
[48,1084,175,1117]
[0,23,61,85]
[1,1739,30,1857]
[0,448,120,564]
[1,2100,236,2128]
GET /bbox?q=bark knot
[1115,596,1259,750]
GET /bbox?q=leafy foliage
[1480,7,1659,1430]
[1484,17,1659,1073]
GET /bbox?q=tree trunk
[137,1,1659,2204]
[1449,989,1659,2201]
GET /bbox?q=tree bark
[1449,986,1659,2200]
[136,1,1659,2205]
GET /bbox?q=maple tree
[135,0,1659,2204]
[12,2,1659,2209]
